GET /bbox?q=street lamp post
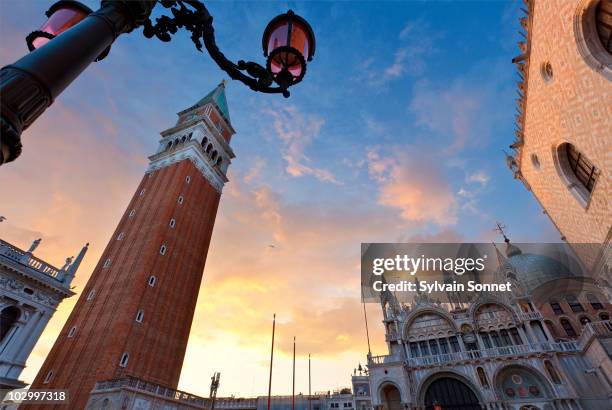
[0,0,315,166]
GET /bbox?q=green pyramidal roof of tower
[196,81,231,124]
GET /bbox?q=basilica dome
[503,246,576,293]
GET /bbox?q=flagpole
[308,354,312,410]
[267,313,276,410]
[362,301,371,355]
[292,336,296,410]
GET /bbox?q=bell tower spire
[28,83,236,409]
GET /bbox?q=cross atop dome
[494,221,522,257]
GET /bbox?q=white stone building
[0,237,87,392]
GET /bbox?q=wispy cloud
[466,171,490,186]
[264,105,341,185]
[408,59,511,154]
[357,20,439,87]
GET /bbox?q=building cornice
[510,0,535,171]
[147,142,228,192]
[0,240,73,297]
[0,258,74,298]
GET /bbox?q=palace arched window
[595,0,612,54]
[159,245,167,255]
[0,306,20,342]
[579,316,592,326]
[565,144,598,192]
[206,144,213,154]
[169,218,176,228]
[43,370,53,384]
[178,195,184,204]
[587,293,604,310]
[544,360,562,384]
[87,289,95,300]
[555,143,599,205]
[574,0,612,79]
[566,294,585,312]
[600,312,610,320]
[216,158,222,167]
[135,310,144,323]
[550,299,564,315]
[560,318,577,338]
[211,151,218,161]
[68,326,76,338]
[148,275,156,286]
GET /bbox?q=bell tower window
[43,370,53,384]
[119,353,129,368]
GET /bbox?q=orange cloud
[367,148,458,225]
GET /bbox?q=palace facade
[505,0,611,280]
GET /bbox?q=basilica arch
[417,371,484,410]
[469,299,518,329]
[493,364,555,406]
[377,381,404,410]
[403,308,457,340]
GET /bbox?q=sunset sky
[0,0,559,397]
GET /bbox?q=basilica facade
[366,240,612,410]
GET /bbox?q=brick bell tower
[26,82,235,409]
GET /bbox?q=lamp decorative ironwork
[0,0,316,166]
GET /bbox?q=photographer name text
[372,280,513,293]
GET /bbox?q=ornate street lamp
[0,0,316,166]
[25,1,111,61]
[262,10,316,91]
